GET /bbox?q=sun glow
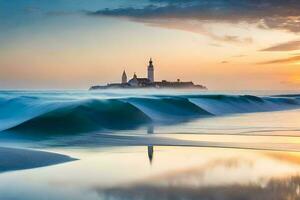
[289,75,300,84]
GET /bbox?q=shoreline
[0,146,77,173]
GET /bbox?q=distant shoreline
[89,84,207,90]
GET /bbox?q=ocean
[1,89,300,199]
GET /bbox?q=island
[89,58,207,90]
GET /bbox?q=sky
[1,0,300,90]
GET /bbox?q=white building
[122,58,155,86]
[147,58,154,82]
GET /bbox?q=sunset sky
[1,0,300,90]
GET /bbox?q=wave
[126,97,212,122]
[272,94,300,98]
[7,99,151,134]
[186,94,299,115]
[1,93,300,134]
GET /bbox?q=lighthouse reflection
[147,125,154,164]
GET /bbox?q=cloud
[87,0,300,35]
[261,40,300,51]
[258,55,300,65]
[218,35,252,44]
[141,18,253,43]
[232,54,246,58]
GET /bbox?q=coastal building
[89,58,207,90]
[128,73,151,87]
[122,70,127,84]
[148,58,154,82]
[127,59,154,87]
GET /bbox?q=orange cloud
[258,55,300,65]
[261,40,300,51]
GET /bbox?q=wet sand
[1,146,300,200]
[0,146,77,173]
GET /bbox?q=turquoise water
[1,90,300,199]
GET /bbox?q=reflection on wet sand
[1,145,300,200]
[148,125,154,164]
[265,152,300,166]
[100,175,300,200]
[97,144,300,200]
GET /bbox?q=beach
[0,90,300,199]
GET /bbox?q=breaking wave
[1,93,300,134]
[6,99,151,134]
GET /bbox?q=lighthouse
[147,58,154,82]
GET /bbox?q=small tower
[133,72,137,79]
[122,70,127,84]
[148,58,154,82]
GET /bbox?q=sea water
[1,89,300,199]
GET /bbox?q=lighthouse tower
[122,70,127,84]
[147,58,154,82]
